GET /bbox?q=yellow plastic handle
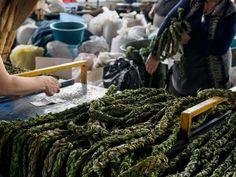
[180,96,227,138]
[15,60,87,84]
[180,86,236,138]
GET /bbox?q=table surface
[0,83,107,121]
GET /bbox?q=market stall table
[0,83,107,121]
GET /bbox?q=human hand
[180,31,191,45]
[145,54,160,75]
[39,76,60,96]
[148,4,156,19]
[148,10,155,19]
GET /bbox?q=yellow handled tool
[180,86,236,138]
[15,60,87,84]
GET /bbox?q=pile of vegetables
[4,61,28,74]
[0,87,235,177]
[4,61,57,78]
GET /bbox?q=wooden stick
[16,61,88,84]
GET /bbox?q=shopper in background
[146,0,236,96]
[148,0,180,28]
[0,57,60,97]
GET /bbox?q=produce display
[0,87,235,177]
[4,61,56,78]
[4,61,28,74]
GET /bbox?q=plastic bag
[79,36,109,55]
[110,26,134,53]
[16,24,38,45]
[121,13,147,27]
[72,53,104,86]
[103,58,143,90]
[120,11,137,19]
[47,40,79,59]
[10,45,44,70]
[94,52,125,68]
[47,0,66,13]
[72,53,96,82]
[127,26,147,40]
[82,14,94,25]
[102,19,123,47]
[110,22,154,53]
[88,7,120,36]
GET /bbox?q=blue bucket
[50,21,87,45]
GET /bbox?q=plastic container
[50,21,87,45]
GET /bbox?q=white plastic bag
[102,19,123,47]
[94,52,125,68]
[79,36,109,55]
[16,24,38,45]
[127,26,147,40]
[47,41,79,59]
[120,11,137,19]
[10,45,44,70]
[110,25,135,53]
[72,53,104,86]
[72,53,97,82]
[88,7,119,36]
[47,0,66,13]
[121,13,147,27]
[82,14,94,25]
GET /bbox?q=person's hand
[39,76,60,96]
[148,4,156,19]
[148,10,155,19]
[180,31,191,45]
[145,54,160,75]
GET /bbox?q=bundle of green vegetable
[4,60,57,78]
[151,8,191,60]
[4,60,28,74]
[125,8,191,63]
[0,87,235,177]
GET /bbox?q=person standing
[146,0,236,96]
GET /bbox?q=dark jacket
[153,0,236,96]
[155,0,180,16]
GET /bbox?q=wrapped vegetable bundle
[0,87,235,177]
